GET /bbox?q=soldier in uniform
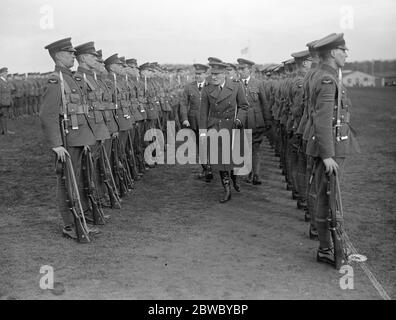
[179,63,213,181]
[287,50,312,215]
[237,58,271,185]
[125,58,146,176]
[226,63,239,82]
[73,42,115,212]
[199,62,248,203]
[39,37,99,240]
[297,34,337,238]
[306,33,359,265]
[0,67,14,135]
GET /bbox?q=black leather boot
[230,170,240,192]
[205,165,213,182]
[252,174,262,185]
[219,171,231,203]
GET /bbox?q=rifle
[111,136,133,197]
[126,131,140,180]
[327,172,348,270]
[59,70,90,242]
[99,143,121,209]
[117,136,135,189]
[82,146,106,225]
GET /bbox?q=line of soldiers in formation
[0,32,358,269]
[180,33,358,268]
[0,64,190,135]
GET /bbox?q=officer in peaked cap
[126,58,138,68]
[180,63,212,181]
[206,58,223,85]
[306,33,359,268]
[40,37,99,242]
[226,63,239,81]
[74,41,115,215]
[237,58,271,185]
[199,61,248,203]
[207,57,223,63]
[0,67,15,135]
[285,49,313,222]
[299,36,338,239]
[96,49,104,62]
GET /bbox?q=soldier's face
[228,69,237,79]
[211,72,225,85]
[195,72,206,83]
[238,66,250,79]
[112,64,125,75]
[128,67,139,77]
[303,60,312,70]
[84,54,98,70]
[56,51,75,68]
[334,48,348,68]
[93,59,106,74]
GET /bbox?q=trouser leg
[297,141,307,204]
[56,146,86,226]
[314,158,346,248]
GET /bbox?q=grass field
[0,87,395,300]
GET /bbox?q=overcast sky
[1,0,396,72]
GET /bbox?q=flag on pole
[241,46,249,55]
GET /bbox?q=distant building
[342,70,381,87]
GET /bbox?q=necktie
[244,79,248,86]
[198,83,202,92]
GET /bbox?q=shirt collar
[242,76,251,84]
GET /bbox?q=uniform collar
[77,66,94,76]
[242,76,251,84]
[320,62,338,78]
[55,65,73,76]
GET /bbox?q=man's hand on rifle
[53,146,69,162]
[323,158,339,176]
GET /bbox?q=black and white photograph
[0,0,395,304]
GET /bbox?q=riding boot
[219,171,231,203]
[205,165,213,182]
[230,170,240,192]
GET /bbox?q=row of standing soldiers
[0,70,47,134]
[0,65,190,134]
[262,33,359,268]
[185,33,358,268]
[37,38,189,242]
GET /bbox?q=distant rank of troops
[0,32,359,269]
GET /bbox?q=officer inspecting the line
[180,63,213,182]
[237,58,271,185]
[199,61,248,203]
